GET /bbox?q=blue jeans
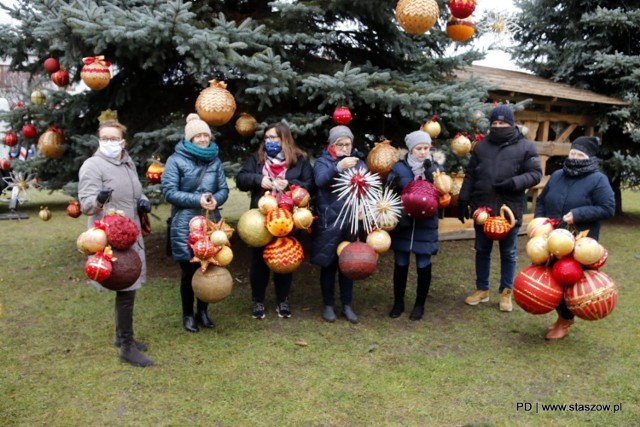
[474,224,519,292]
[394,251,432,269]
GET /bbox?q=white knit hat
[184,113,211,141]
[405,130,431,152]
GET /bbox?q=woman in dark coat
[535,136,615,340]
[386,130,443,321]
[235,122,314,320]
[311,125,366,324]
[162,113,229,333]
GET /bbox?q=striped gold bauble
[395,0,440,35]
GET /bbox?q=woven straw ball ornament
[396,0,440,35]
[235,112,258,137]
[263,236,304,274]
[195,80,236,126]
[192,266,233,304]
[366,140,398,182]
[37,125,65,159]
[80,56,111,91]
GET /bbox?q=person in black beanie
[534,135,614,340]
[457,104,542,312]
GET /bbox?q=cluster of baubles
[513,220,617,320]
[237,186,312,274]
[395,0,476,43]
[77,210,142,290]
[188,215,235,272]
[42,55,112,90]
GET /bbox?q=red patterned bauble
[188,230,207,246]
[513,265,564,315]
[80,56,111,91]
[448,0,476,19]
[400,177,438,219]
[586,248,608,270]
[43,57,60,74]
[0,157,11,171]
[265,207,294,237]
[3,131,18,147]
[145,161,164,184]
[263,236,304,274]
[66,200,81,218]
[84,250,113,283]
[51,68,69,87]
[192,266,233,303]
[21,124,37,139]
[189,215,207,234]
[290,185,310,207]
[438,192,451,209]
[473,206,492,226]
[551,257,584,287]
[277,192,295,212]
[332,106,352,125]
[483,205,515,240]
[101,212,140,250]
[565,270,618,320]
[190,237,218,260]
[101,248,142,291]
[339,241,377,280]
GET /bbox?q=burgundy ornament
[400,177,439,219]
[338,241,377,280]
[43,57,60,74]
[332,106,352,125]
[101,248,142,291]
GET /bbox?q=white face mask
[99,140,124,158]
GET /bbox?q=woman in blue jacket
[235,122,314,320]
[162,114,229,333]
[311,125,366,324]
[386,130,443,321]
[535,136,615,340]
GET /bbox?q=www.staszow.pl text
[516,402,622,413]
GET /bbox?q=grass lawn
[1,185,639,426]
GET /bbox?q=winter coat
[310,147,367,267]
[162,140,229,262]
[235,153,315,209]
[458,129,542,226]
[535,168,614,241]
[78,149,148,291]
[386,155,442,255]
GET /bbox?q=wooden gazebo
[438,65,626,240]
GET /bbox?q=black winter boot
[195,299,215,328]
[410,265,432,321]
[389,264,409,318]
[115,291,153,367]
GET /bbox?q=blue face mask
[265,141,282,157]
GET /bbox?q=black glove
[423,158,433,169]
[138,199,152,213]
[457,201,470,224]
[96,188,113,205]
[494,179,515,192]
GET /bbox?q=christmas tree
[0,0,492,194]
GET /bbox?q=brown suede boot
[545,317,574,340]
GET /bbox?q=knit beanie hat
[185,113,212,141]
[489,105,515,126]
[571,136,599,158]
[328,125,354,145]
[405,130,432,152]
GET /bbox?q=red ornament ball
[43,57,60,74]
[565,270,618,321]
[551,257,584,287]
[51,69,70,87]
[448,0,476,19]
[66,200,81,218]
[101,248,142,290]
[101,213,140,250]
[21,124,37,139]
[3,131,18,147]
[513,265,564,315]
[332,106,352,125]
[338,241,377,280]
[84,251,113,283]
[263,236,304,274]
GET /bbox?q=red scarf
[327,144,338,159]
[263,156,287,179]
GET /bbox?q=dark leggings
[320,258,353,306]
[250,247,292,304]
[557,298,575,320]
[179,261,207,316]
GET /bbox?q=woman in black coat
[236,122,314,320]
[386,130,443,321]
[535,136,615,340]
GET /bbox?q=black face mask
[488,126,516,143]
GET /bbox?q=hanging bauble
[101,247,142,291]
[66,200,81,218]
[551,257,584,287]
[366,229,392,254]
[400,177,439,219]
[472,206,492,225]
[446,16,475,42]
[332,106,352,125]
[51,68,69,87]
[192,265,233,303]
[339,241,377,280]
[448,0,476,19]
[526,217,557,239]
[76,225,108,255]
[39,205,52,221]
[525,236,550,265]
[213,246,234,267]
[145,161,164,184]
[189,215,207,234]
[483,205,515,240]
[263,236,304,274]
[290,185,311,207]
[21,123,37,139]
[438,192,451,209]
[586,248,608,270]
[573,236,604,266]
[195,79,236,126]
[292,206,314,231]
[450,133,471,157]
[43,57,60,74]
[3,131,18,147]
[80,56,111,91]
[366,139,398,182]
[0,157,11,171]
[101,210,140,250]
[30,89,46,106]
[432,170,453,194]
[565,270,618,321]
[84,250,113,283]
[421,115,441,139]
[210,230,229,247]
[395,0,439,35]
[237,209,273,247]
[235,112,257,137]
[265,208,294,237]
[513,265,563,315]
[546,228,575,259]
[258,192,279,215]
[37,125,65,159]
